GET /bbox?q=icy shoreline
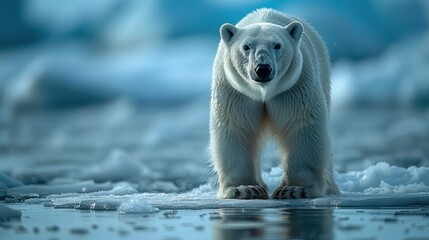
[2,162,429,214]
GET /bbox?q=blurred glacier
[1,0,429,109]
[12,0,429,59]
[332,32,429,108]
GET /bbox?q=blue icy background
[0,0,429,211]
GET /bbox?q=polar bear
[210,8,340,199]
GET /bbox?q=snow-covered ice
[118,196,159,214]
[2,161,428,213]
[337,162,429,194]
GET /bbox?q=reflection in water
[281,208,334,240]
[214,209,265,239]
[214,208,334,240]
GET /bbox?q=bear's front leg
[271,112,330,199]
[210,93,267,199]
[211,122,268,199]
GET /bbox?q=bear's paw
[222,185,268,199]
[271,186,322,199]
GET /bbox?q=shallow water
[2,204,429,240]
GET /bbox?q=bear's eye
[274,44,281,50]
[243,45,250,51]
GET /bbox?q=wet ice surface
[1,204,429,240]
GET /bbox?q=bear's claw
[223,185,268,199]
[271,186,320,199]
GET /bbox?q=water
[2,204,429,240]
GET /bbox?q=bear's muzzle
[254,64,272,82]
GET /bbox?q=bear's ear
[220,23,238,43]
[285,21,303,42]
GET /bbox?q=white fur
[210,8,339,199]
[223,44,303,102]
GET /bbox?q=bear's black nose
[255,64,272,80]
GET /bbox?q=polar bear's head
[220,21,303,101]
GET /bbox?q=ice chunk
[337,162,429,194]
[107,183,139,195]
[7,181,113,198]
[118,196,159,214]
[0,203,22,221]
[263,162,429,195]
[77,149,147,182]
[48,191,429,210]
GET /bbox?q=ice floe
[118,196,159,214]
[3,162,428,213]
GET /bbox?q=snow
[337,162,429,194]
[1,162,426,212]
[118,196,159,214]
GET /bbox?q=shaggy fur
[210,8,340,199]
